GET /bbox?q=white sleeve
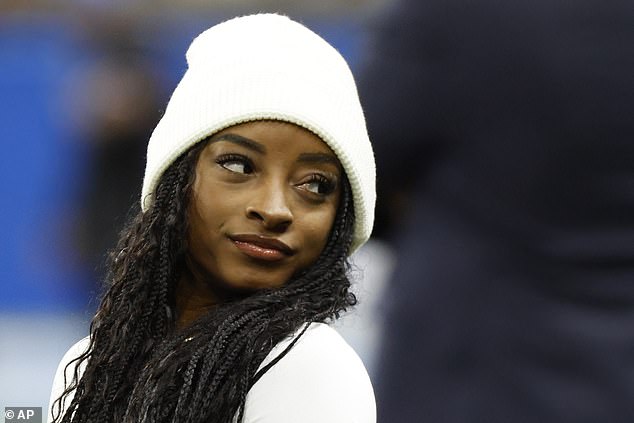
[47,337,90,423]
[241,323,376,423]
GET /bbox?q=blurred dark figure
[69,21,163,287]
[359,0,634,421]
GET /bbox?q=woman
[48,13,376,423]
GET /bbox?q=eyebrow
[209,133,340,168]
[297,152,341,168]
[210,133,266,154]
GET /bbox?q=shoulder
[47,337,90,423]
[243,323,376,423]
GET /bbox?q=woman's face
[186,120,342,293]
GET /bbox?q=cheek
[189,176,235,234]
[300,207,339,259]
[187,188,226,256]
[186,207,213,262]
[188,202,231,253]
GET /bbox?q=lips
[229,234,294,261]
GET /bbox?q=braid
[53,144,201,423]
[53,140,357,423]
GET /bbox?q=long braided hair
[52,137,357,423]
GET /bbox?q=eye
[301,174,337,195]
[216,154,254,174]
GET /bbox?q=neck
[175,261,219,328]
[176,255,260,328]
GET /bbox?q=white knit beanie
[141,13,375,254]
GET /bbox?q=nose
[246,184,293,232]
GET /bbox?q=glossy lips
[229,234,294,262]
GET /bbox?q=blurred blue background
[0,1,393,413]
[5,1,634,421]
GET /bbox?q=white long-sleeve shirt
[48,322,376,423]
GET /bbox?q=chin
[233,276,289,291]
[216,266,286,290]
